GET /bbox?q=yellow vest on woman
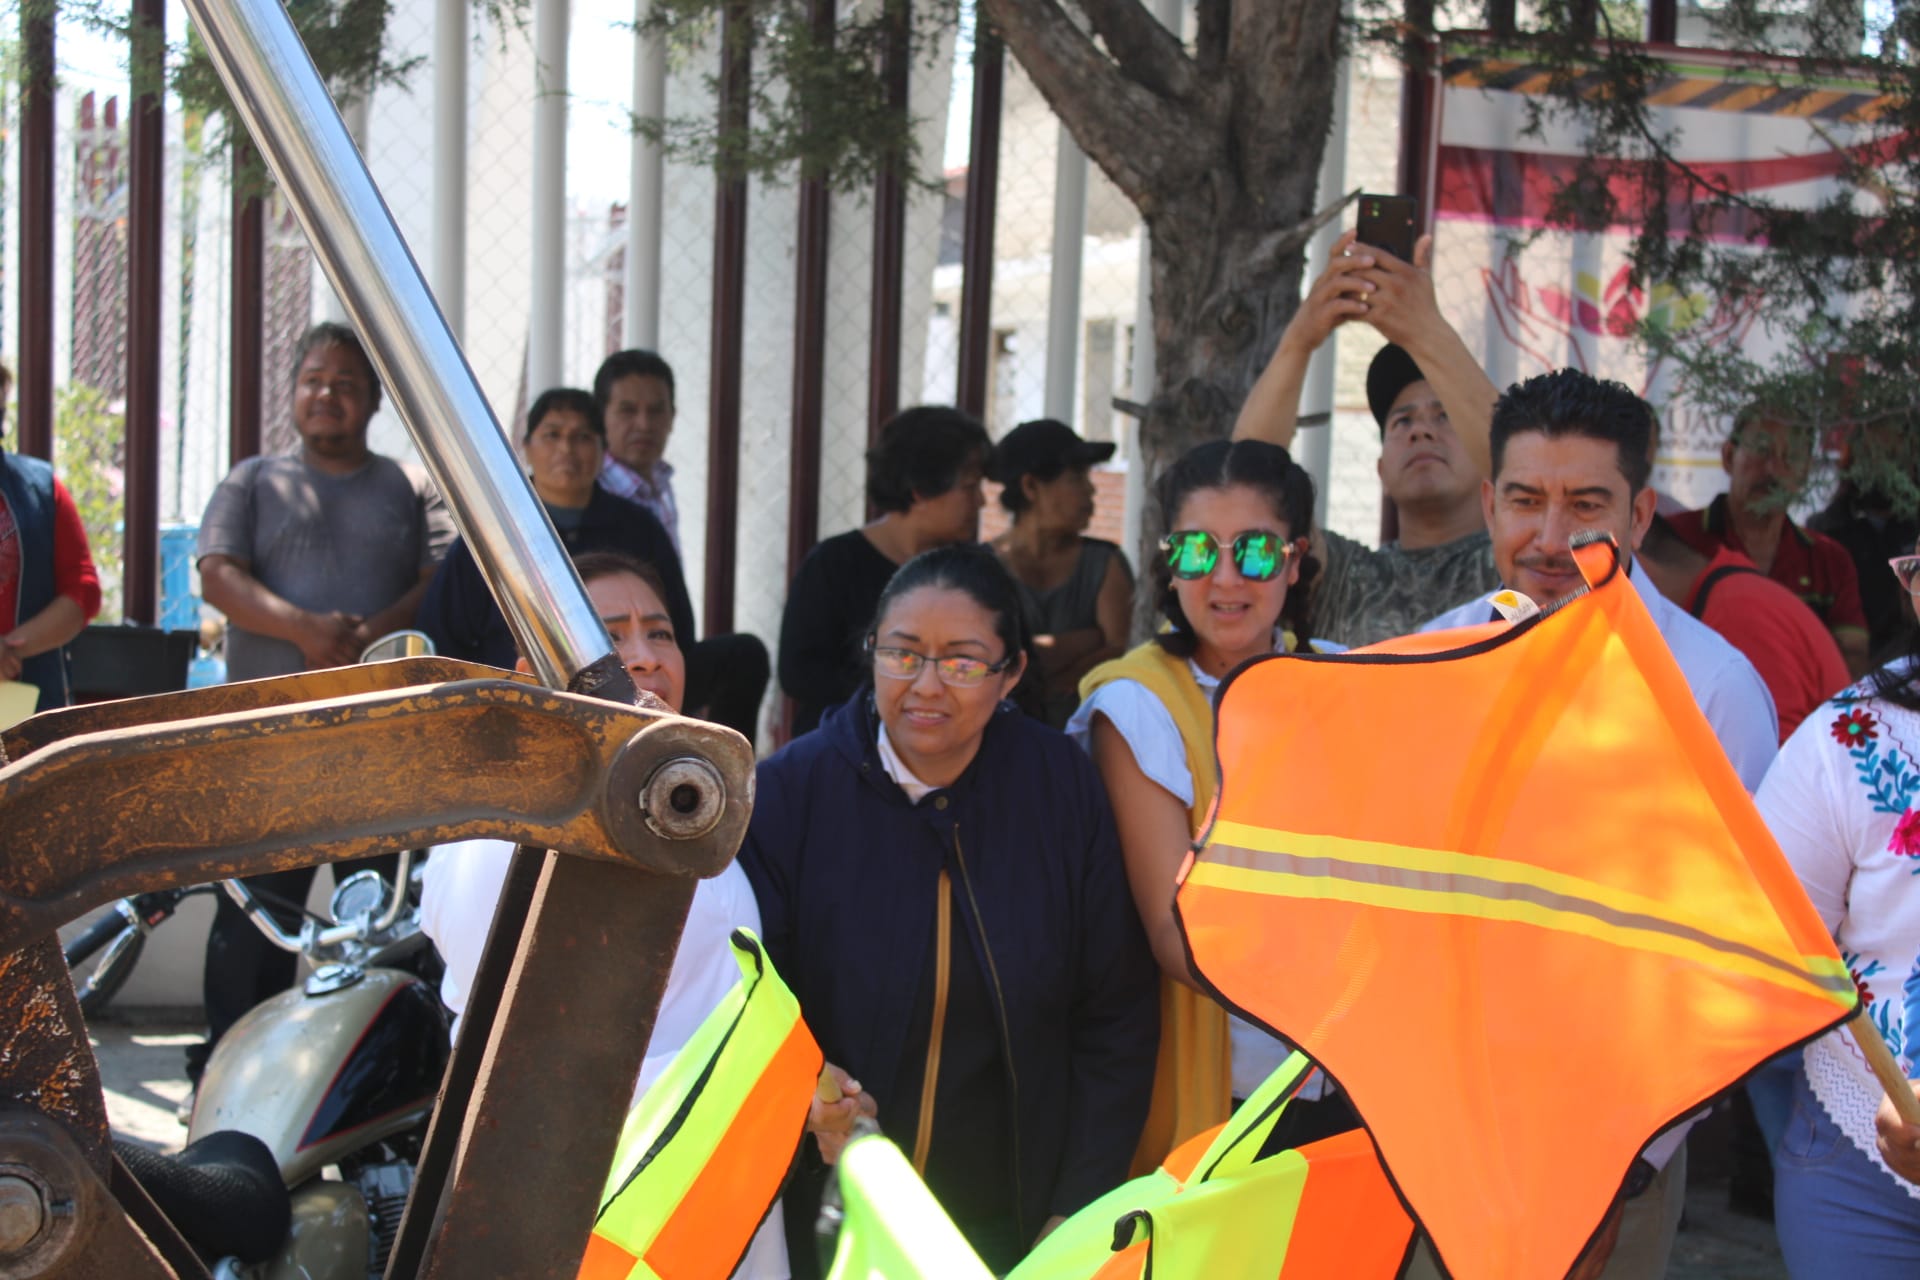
[1080,639,1235,1175]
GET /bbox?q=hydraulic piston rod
[179,0,614,696]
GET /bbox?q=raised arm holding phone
[1232,209,1503,646]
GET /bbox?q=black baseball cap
[988,419,1115,486]
[1366,344,1429,430]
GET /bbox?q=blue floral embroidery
[1849,737,1918,816]
[1902,957,1920,1076]
[1831,704,1920,871]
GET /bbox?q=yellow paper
[0,681,40,731]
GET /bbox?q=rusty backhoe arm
[0,660,755,1278]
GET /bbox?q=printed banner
[1428,45,1897,508]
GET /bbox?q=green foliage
[53,383,123,620]
[633,0,962,193]
[1426,0,1920,515]
[41,0,422,183]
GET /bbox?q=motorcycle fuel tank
[191,967,449,1186]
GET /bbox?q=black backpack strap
[1690,563,1765,618]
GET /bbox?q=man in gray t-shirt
[1234,227,1500,647]
[196,325,452,679]
[187,322,452,1080]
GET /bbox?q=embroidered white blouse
[1758,660,1920,1197]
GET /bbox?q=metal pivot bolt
[0,1175,44,1252]
[641,757,725,841]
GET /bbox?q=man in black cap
[1232,230,1500,646]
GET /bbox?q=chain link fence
[4,2,1426,736]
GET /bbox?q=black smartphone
[1355,194,1419,263]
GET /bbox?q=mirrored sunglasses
[1161,530,1295,582]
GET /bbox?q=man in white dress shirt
[1416,368,1778,1280]
[1423,368,1778,788]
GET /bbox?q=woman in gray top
[988,419,1134,727]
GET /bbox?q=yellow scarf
[1081,640,1236,1175]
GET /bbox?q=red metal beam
[865,0,909,445]
[787,0,833,576]
[124,0,166,624]
[704,2,750,637]
[17,0,56,461]
[230,144,265,465]
[955,21,1002,421]
[1647,0,1677,43]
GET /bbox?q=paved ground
[90,1015,1788,1277]
[93,1017,200,1154]
[1671,1199,1787,1280]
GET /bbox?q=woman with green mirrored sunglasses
[1067,439,1344,1175]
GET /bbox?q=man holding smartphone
[1232,225,1501,647]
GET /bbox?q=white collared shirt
[1421,556,1779,792]
[599,455,679,551]
[419,841,786,1276]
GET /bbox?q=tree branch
[1077,0,1198,102]
[982,0,1206,208]
[1247,187,1359,269]
[1197,188,1359,338]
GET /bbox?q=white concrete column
[318,92,374,324]
[626,3,666,350]
[529,0,569,391]
[1298,50,1351,505]
[433,0,468,340]
[1044,124,1087,424]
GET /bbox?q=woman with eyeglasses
[1760,544,1920,1278]
[1066,438,1330,1172]
[739,544,1157,1276]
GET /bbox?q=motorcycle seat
[117,1129,293,1263]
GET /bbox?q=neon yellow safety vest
[824,1133,996,1280]
[578,928,822,1280]
[1008,1054,1414,1280]
[816,1055,1412,1280]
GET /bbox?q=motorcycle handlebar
[220,880,306,954]
[372,850,414,933]
[225,851,418,956]
[63,901,138,967]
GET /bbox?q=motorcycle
[117,852,450,1279]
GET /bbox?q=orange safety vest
[1177,535,1855,1279]
[578,929,822,1280]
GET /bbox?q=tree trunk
[980,0,1345,635]
[1134,181,1331,633]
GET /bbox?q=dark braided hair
[1152,439,1318,659]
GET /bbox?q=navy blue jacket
[417,483,695,669]
[0,449,69,709]
[739,694,1158,1244]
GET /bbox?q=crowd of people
[154,223,1920,1278]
